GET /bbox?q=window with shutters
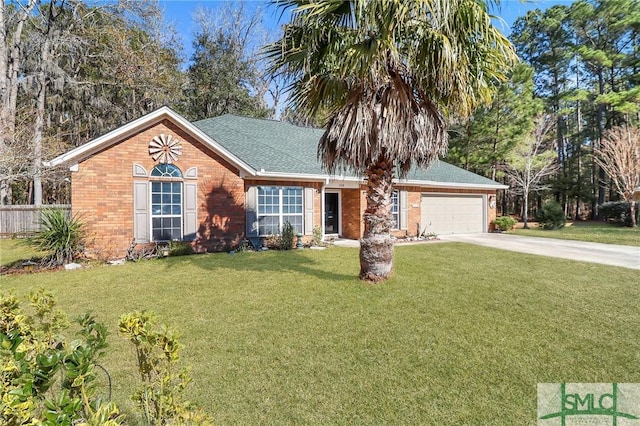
[391,190,399,230]
[257,186,303,235]
[150,164,183,241]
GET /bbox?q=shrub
[599,201,640,226]
[119,311,213,425]
[535,200,566,230]
[126,239,158,262]
[267,222,296,250]
[0,289,124,425]
[235,239,252,252]
[280,221,295,250]
[1,291,212,425]
[493,216,517,231]
[28,208,85,265]
[169,241,194,256]
[312,224,323,247]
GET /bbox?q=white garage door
[420,194,485,235]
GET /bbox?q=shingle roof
[195,114,326,175]
[194,114,503,187]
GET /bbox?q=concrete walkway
[439,233,640,270]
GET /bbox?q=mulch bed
[0,260,62,276]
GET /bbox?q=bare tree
[29,0,70,206]
[502,115,560,228]
[184,2,274,119]
[595,125,640,227]
[0,0,38,204]
[2,0,183,205]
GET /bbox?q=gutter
[253,171,508,190]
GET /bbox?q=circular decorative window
[148,134,182,164]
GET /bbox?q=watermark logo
[538,383,640,425]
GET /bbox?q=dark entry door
[324,193,339,234]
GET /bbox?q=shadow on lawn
[162,248,358,283]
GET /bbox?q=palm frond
[267,0,517,176]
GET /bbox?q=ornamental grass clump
[29,208,85,266]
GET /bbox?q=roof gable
[44,107,255,175]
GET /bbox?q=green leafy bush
[0,289,124,425]
[29,208,85,265]
[267,222,296,250]
[1,291,212,425]
[169,241,194,256]
[312,224,323,247]
[493,216,517,231]
[599,201,639,227]
[535,200,566,230]
[280,221,295,250]
[119,311,213,425]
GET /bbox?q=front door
[324,192,339,234]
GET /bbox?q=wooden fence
[0,204,71,237]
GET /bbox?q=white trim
[390,189,400,231]
[185,167,198,179]
[133,163,148,177]
[323,189,342,237]
[255,185,304,236]
[255,172,506,190]
[397,179,508,190]
[149,179,184,241]
[326,178,361,189]
[253,173,329,183]
[321,186,325,240]
[44,106,256,176]
[254,170,359,183]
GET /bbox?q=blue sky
[159,0,573,64]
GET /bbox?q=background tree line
[2,0,638,225]
[447,0,640,222]
[1,0,273,206]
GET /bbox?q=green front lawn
[2,244,640,424]
[0,238,44,266]
[512,222,640,246]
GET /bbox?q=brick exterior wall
[337,185,498,240]
[72,119,245,258]
[70,116,500,257]
[340,188,364,239]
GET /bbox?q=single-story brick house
[45,106,506,257]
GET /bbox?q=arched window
[150,164,183,240]
[151,164,182,178]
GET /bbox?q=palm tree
[267,0,517,281]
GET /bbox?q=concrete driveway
[439,233,640,270]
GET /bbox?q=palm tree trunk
[360,154,394,282]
